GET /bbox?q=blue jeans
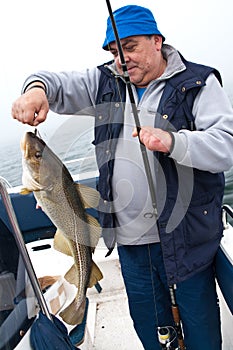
[117,243,221,350]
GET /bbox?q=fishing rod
[105,0,157,217]
[157,287,186,349]
[105,2,186,349]
[169,285,186,350]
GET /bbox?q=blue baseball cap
[102,5,165,50]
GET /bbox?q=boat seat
[0,219,19,277]
[0,192,56,243]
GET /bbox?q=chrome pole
[0,179,52,320]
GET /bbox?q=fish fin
[64,260,103,289]
[53,229,72,256]
[20,187,32,195]
[86,214,101,249]
[88,261,103,288]
[64,264,79,287]
[76,183,100,208]
[59,296,86,326]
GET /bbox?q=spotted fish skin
[21,131,103,325]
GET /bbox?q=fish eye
[35,151,42,159]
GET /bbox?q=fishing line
[147,244,160,330]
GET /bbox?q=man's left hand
[132,126,173,153]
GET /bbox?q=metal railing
[222,204,233,229]
[0,178,51,320]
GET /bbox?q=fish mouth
[20,130,45,157]
[20,133,27,152]
[20,133,32,159]
[20,131,35,152]
[20,134,31,160]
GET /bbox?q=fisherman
[11,4,233,350]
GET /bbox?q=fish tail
[59,296,86,325]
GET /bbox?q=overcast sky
[1,0,233,145]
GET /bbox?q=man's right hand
[11,87,49,126]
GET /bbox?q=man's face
[109,35,163,88]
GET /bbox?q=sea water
[0,123,97,187]
[0,133,233,209]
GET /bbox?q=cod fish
[20,131,103,325]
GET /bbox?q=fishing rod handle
[177,339,186,350]
[171,305,181,324]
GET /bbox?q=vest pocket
[184,198,221,247]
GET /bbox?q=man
[11,5,233,350]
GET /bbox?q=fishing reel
[157,326,178,350]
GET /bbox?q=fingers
[132,127,138,137]
[11,89,49,126]
[132,126,173,153]
[32,109,49,126]
[132,127,141,137]
[12,104,38,126]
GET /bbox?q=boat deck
[26,238,143,350]
[80,251,143,349]
[14,220,233,350]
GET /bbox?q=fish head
[21,131,65,192]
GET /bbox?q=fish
[20,130,103,325]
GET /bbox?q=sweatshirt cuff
[22,78,48,95]
[168,132,188,162]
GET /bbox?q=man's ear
[153,35,163,49]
